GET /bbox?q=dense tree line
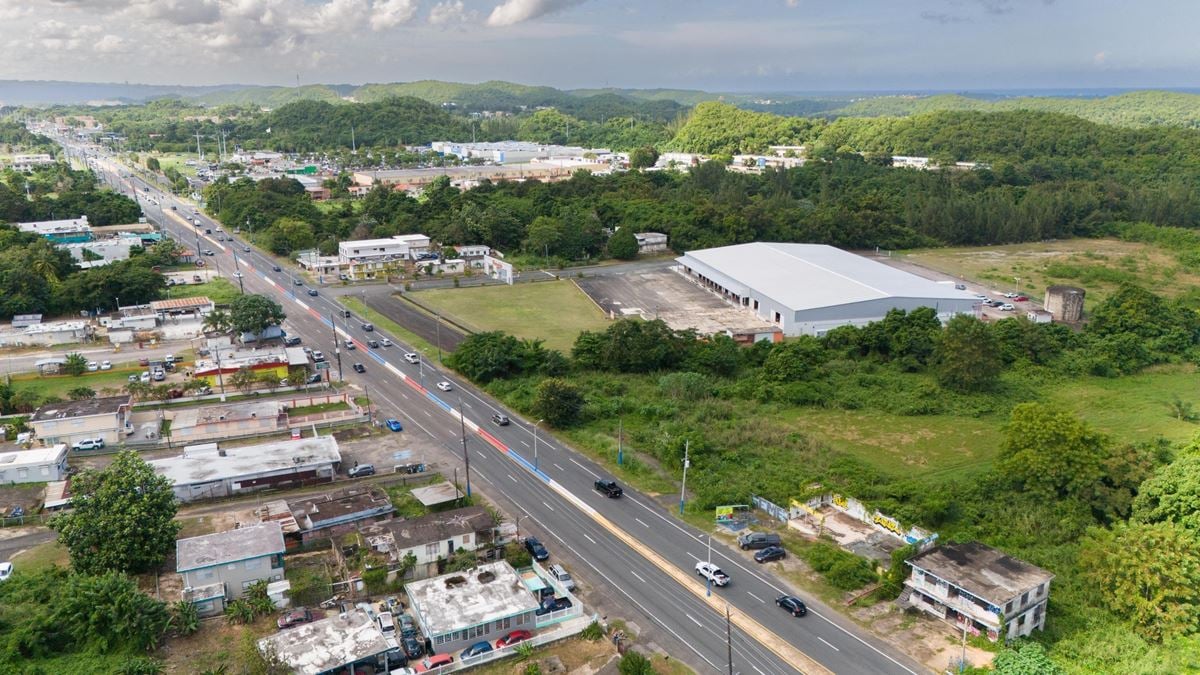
[0,163,142,226]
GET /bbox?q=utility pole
[329,313,342,382]
[458,393,471,498]
[533,419,544,471]
[364,385,374,426]
[707,534,713,597]
[680,439,690,515]
[726,605,733,675]
[617,416,623,466]
[435,313,443,363]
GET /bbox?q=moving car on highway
[695,561,730,587]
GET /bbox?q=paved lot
[358,289,467,352]
[576,267,775,335]
[866,251,1045,320]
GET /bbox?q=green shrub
[801,543,877,591]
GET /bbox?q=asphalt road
[66,140,925,675]
[359,289,468,353]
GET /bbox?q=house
[259,609,392,675]
[904,541,1054,641]
[177,521,286,612]
[261,487,395,545]
[148,436,341,503]
[634,232,668,254]
[0,320,94,347]
[15,216,92,243]
[166,400,288,444]
[336,237,411,280]
[405,561,543,655]
[29,395,131,447]
[0,444,69,484]
[452,244,491,269]
[10,153,55,172]
[359,505,496,580]
[11,314,43,329]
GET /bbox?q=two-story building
[359,505,496,581]
[15,216,93,243]
[177,521,286,614]
[904,541,1054,641]
[634,232,668,254]
[29,395,131,447]
[0,444,69,484]
[452,245,491,269]
[405,561,543,656]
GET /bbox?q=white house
[358,505,496,580]
[0,444,69,484]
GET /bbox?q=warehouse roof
[149,435,341,487]
[677,243,976,311]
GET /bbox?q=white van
[548,563,575,592]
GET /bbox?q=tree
[229,294,286,336]
[534,378,584,428]
[993,642,1065,675]
[524,215,562,257]
[607,228,639,260]
[761,336,827,382]
[617,651,655,675]
[997,403,1108,503]
[1133,454,1200,531]
[67,386,96,400]
[1079,521,1200,642]
[146,156,160,171]
[63,352,89,377]
[203,308,233,334]
[934,314,1001,391]
[50,451,182,575]
[230,367,259,394]
[447,331,524,383]
[628,146,659,169]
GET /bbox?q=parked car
[1003,292,1018,298]
[415,654,451,672]
[495,629,533,648]
[380,338,392,347]
[0,562,12,582]
[402,636,426,660]
[99,360,112,370]
[1000,303,1016,311]
[492,413,510,426]
[377,612,397,638]
[737,532,782,550]
[276,608,314,629]
[776,595,807,617]
[397,613,418,638]
[72,438,105,452]
[352,363,366,373]
[593,479,623,498]
[1014,295,1029,302]
[404,352,420,364]
[535,596,572,615]
[461,641,493,659]
[233,271,243,278]
[524,537,549,561]
[7,506,25,518]
[312,350,325,362]
[548,563,575,592]
[348,464,375,478]
[954,283,967,290]
[284,336,302,346]
[86,361,99,371]
[695,561,730,587]
[386,418,403,432]
[306,373,322,384]
[436,381,453,392]
[361,323,374,331]
[755,546,787,563]
[307,289,318,297]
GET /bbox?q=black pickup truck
[594,479,623,498]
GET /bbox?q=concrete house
[634,232,668,254]
[29,395,131,447]
[259,608,391,675]
[0,444,69,484]
[149,436,341,503]
[405,561,542,655]
[360,505,496,581]
[261,487,395,545]
[904,541,1054,641]
[177,521,286,611]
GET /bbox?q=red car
[1013,295,1029,302]
[276,608,314,629]
[415,654,454,672]
[496,629,533,648]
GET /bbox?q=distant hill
[0,79,256,106]
[567,87,724,107]
[194,84,351,107]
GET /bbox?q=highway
[62,138,924,675]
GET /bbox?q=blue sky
[0,0,1193,91]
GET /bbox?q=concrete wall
[183,554,284,600]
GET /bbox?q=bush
[801,543,877,591]
[580,620,603,641]
[618,651,655,675]
[362,567,390,596]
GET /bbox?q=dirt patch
[156,615,280,674]
[851,602,996,672]
[0,483,49,513]
[469,637,617,675]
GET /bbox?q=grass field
[1047,364,1200,444]
[899,238,1200,312]
[414,280,610,352]
[154,152,199,177]
[170,277,241,305]
[9,365,143,399]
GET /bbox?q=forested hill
[825,90,1200,129]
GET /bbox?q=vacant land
[170,277,240,305]
[10,366,142,399]
[414,280,610,352]
[900,238,1200,312]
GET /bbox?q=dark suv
[524,537,549,561]
[737,531,782,550]
[594,479,623,498]
[776,595,807,617]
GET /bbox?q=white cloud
[1093,50,1107,65]
[486,0,586,27]
[429,0,474,25]
[94,34,129,53]
[370,0,418,30]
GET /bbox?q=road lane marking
[635,518,650,528]
[582,534,595,544]
[568,457,601,479]
[508,474,517,483]
[542,501,555,512]
[476,451,488,460]
[520,440,530,447]
[686,614,703,627]
[747,591,765,603]
[629,570,646,583]
[553,463,565,471]
[817,637,840,652]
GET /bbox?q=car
[352,363,366,373]
[0,562,12,582]
[695,561,730,587]
[367,339,379,348]
[203,249,215,256]
[128,374,139,383]
[306,373,322,384]
[548,563,575,591]
[291,429,303,440]
[594,479,623,498]
[524,537,549,561]
[402,635,426,660]
[294,278,303,286]
[461,641,493,659]
[1014,295,1029,302]
[344,340,356,350]
[1003,292,1018,298]
[954,283,967,290]
[284,336,302,346]
[242,246,250,252]
[307,289,318,296]
[380,338,392,347]
[361,323,374,331]
[170,205,177,210]
[415,654,451,672]
[755,545,787,563]
[72,438,105,452]
[99,360,112,370]
[776,595,807,617]
[436,381,452,392]
[495,629,533,648]
[233,271,243,278]
[378,612,397,638]
[737,532,782,550]
[86,361,99,371]
[404,352,420,364]
[272,265,282,272]
[276,608,314,629]
[386,418,403,432]
[988,300,1005,308]
[140,372,152,383]
[492,413,510,426]
[1000,303,1015,311]
[138,357,150,366]
[974,294,988,300]
[152,369,165,381]
[348,464,376,478]
[397,613,418,638]
[312,350,326,362]
[535,596,573,615]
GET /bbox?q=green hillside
[195,84,344,107]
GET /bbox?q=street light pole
[533,419,544,471]
[617,416,623,466]
[515,514,529,542]
[680,439,690,515]
[329,313,342,382]
[458,393,471,498]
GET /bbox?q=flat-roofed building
[177,521,285,608]
[258,608,391,675]
[15,215,92,243]
[29,395,131,447]
[0,444,68,484]
[148,435,341,503]
[405,561,542,655]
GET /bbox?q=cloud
[94,34,129,53]
[429,0,475,25]
[1093,51,1107,65]
[486,0,586,27]
[370,0,418,30]
[976,0,1014,14]
[920,11,970,24]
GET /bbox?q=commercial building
[359,505,497,580]
[29,395,131,447]
[0,444,69,484]
[177,521,286,611]
[405,561,543,655]
[15,215,92,243]
[676,243,979,337]
[430,141,607,165]
[352,161,605,193]
[335,234,432,280]
[150,296,215,320]
[167,400,287,444]
[191,346,307,386]
[634,232,668,254]
[0,320,93,347]
[10,153,55,172]
[148,435,341,503]
[904,541,1054,641]
[259,608,392,675]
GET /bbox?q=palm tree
[31,257,60,285]
[203,309,232,334]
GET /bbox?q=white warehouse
[677,243,979,337]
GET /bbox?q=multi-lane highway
[64,139,924,675]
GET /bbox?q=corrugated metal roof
[677,243,976,311]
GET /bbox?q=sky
[0,0,1195,92]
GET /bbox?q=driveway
[0,527,57,564]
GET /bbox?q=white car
[377,612,396,638]
[0,561,12,582]
[99,360,112,370]
[695,561,730,587]
[86,361,99,371]
[436,381,453,392]
[72,438,105,452]
[380,338,392,347]
[140,371,151,383]
[1000,303,1016,311]
[403,352,419,364]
